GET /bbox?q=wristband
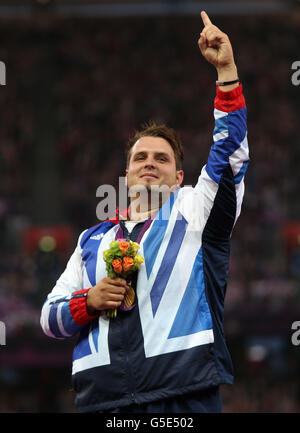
[216,78,240,86]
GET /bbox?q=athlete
[40,11,249,413]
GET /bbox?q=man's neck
[128,206,159,221]
[127,191,162,221]
[126,187,176,221]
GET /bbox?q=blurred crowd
[0,12,300,412]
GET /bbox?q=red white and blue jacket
[40,84,249,413]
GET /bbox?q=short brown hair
[126,121,184,170]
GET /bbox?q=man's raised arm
[177,12,249,232]
[198,11,248,226]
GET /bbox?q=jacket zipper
[119,313,137,405]
[117,221,144,405]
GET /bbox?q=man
[40,11,249,413]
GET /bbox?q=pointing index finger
[201,10,212,27]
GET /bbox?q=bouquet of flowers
[103,239,144,318]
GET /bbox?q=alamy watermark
[0,321,6,346]
[95,177,203,228]
[96,177,179,221]
[291,321,300,346]
[0,61,6,86]
[291,61,300,86]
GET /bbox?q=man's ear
[125,169,128,187]
[176,170,184,187]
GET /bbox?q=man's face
[125,136,184,192]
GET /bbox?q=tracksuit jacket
[40,84,249,413]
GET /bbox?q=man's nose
[144,157,156,168]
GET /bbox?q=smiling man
[41,12,249,413]
[125,123,184,220]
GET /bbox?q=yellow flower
[134,254,144,268]
[131,242,140,255]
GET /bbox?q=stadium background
[0,0,300,412]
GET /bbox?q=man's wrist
[216,64,239,91]
[86,288,100,316]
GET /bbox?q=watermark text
[95,177,203,229]
[0,61,5,86]
[0,321,6,346]
[291,321,300,346]
[291,61,300,86]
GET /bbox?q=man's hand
[198,11,239,89]
[86,277,129,315]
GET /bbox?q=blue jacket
[40,84,249,413]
